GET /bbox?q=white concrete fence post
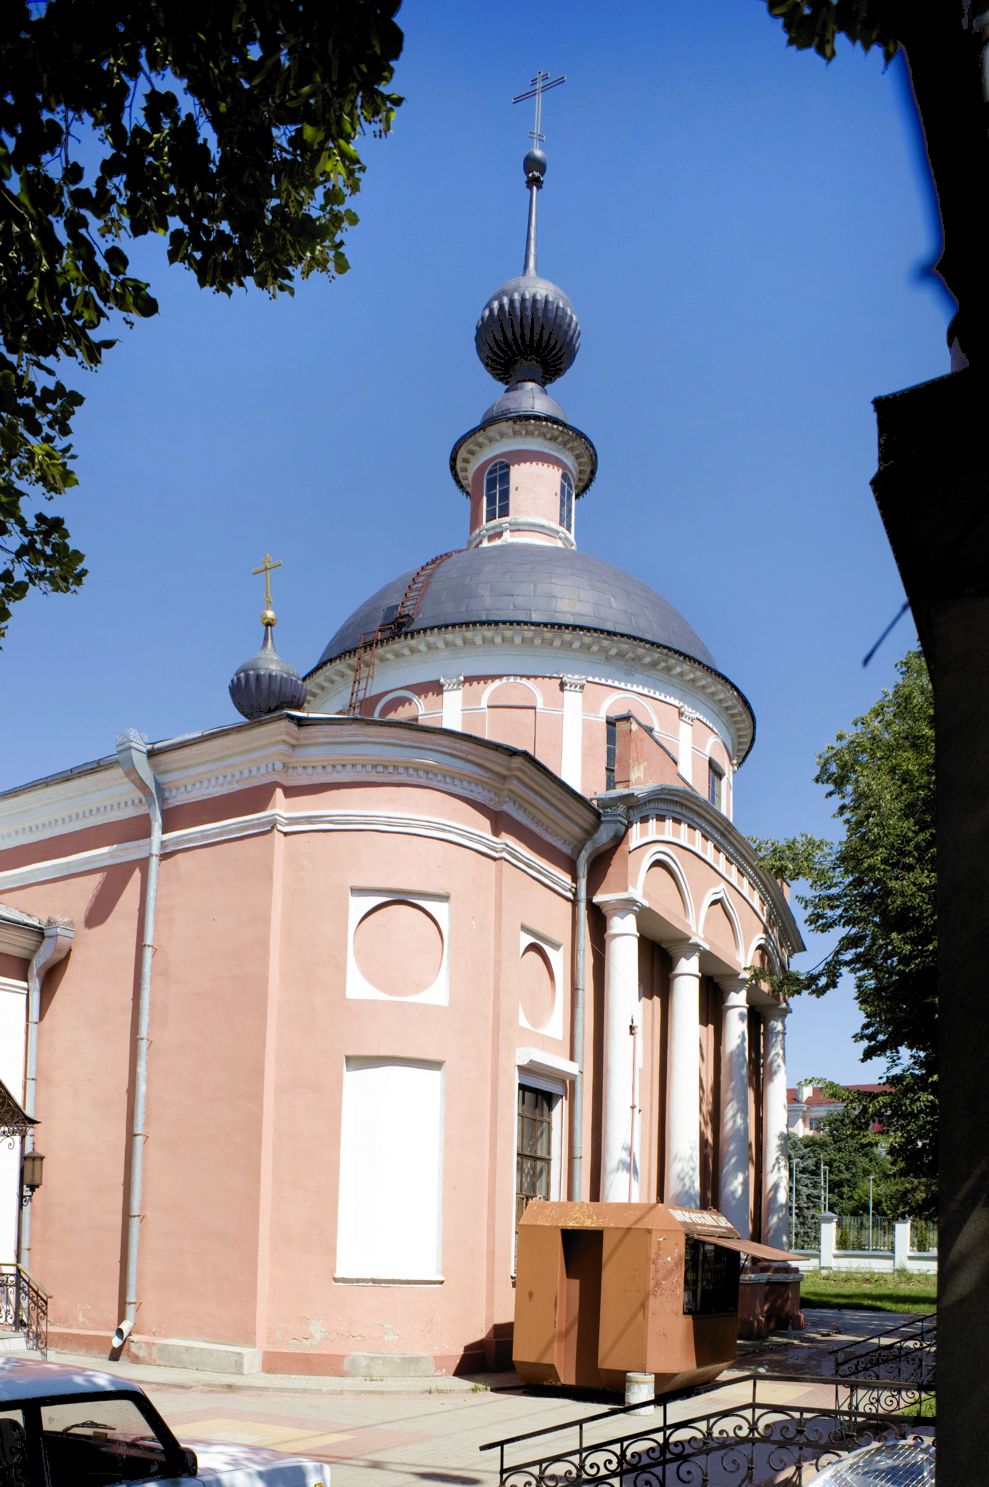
[820,1212,837,1270]
[894,1219,911,1270]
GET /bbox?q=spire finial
[252,552,282,627]
[512,71,566,276]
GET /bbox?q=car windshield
[39,1395,173,1483]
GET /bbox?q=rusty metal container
[514,1200,795,1393]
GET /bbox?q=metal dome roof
[312,544,718,671]
[229,627,307,720]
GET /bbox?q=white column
[595,894,644,1202]
[677,706,697,787]
[560,675,585,790]
[664,937,704,1208]
[761,1004,790,1250]
[717,976,750,1235]
[441,675,464,731]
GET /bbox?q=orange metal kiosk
[514,1201,799,1393]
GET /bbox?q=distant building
[787,1082,889,1137]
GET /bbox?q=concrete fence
[793,1213,938,1274]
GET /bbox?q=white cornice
[452,420,595,495]
[306,625,751,761]
[0,904,47,960]
[0,716,598,863]
[0,807,577,899]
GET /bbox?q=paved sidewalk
[48,1308,925,1487]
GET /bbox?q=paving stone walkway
[48,1308,926,1487]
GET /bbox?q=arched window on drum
[559,471,574,532]
[485,460,510,522]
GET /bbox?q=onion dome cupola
[451,83,596,550]
[229,553,307,721]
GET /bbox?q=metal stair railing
[0,1263,49,1358]
[832,1313,936,1385]
[481,1374,935,1487]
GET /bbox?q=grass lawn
[799,1269,936,1313]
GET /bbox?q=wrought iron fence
[833,1313,936,1386]
[836,1215,893,1252]
[0,1263,49,1357]
[481,1375,934,1487]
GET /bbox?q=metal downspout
[20,920,74,1271]
[569,804,628,1201]
[114,730,164,1347]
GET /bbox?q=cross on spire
[512,70,566,150]
[252,552,282,626]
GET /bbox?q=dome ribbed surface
[475,274,580,386]
[312,546,717,671]
[230,629,307,719]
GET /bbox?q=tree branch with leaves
[0,0,403,637]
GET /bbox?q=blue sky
[0,2,945,1083]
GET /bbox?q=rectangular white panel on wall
[335,1057,444,1282]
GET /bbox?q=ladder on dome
[347,549,461,716]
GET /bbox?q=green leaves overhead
[0,0,403,639]
[751,650,937,1210]
[763,1,899,64]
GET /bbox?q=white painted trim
[632,826,784,957]
[482,676,544,707]
[560,677,584,791]
[746,934,782,976]
[517,927,564,1039]
[467,515,575,550]
[598,691,660,729]
[0,976,27,994]
[0,807,577,899]
[697,887,744,965]
[516,1048,578,1081]
[635,847,696,929]
[440,676,464,731]
[305,628,752,762]
[372,689,424,720]
[347,890,450,1005]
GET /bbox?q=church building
[0,123,802,1376]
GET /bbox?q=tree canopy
[788,1091,896,1244]
[753,650,936,1212]
[0,0,403,639]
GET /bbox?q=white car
[807,1439,935,1485]
[0,1357,330,1485]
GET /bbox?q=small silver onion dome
[474,143,580,388]
[475,276,580,386]
[229,626,307,720]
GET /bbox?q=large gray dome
[311,545,718,672]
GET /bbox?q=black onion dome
[230,627,307,720]
[312,546,718,672]
[475,273,580,386]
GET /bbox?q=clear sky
[0,2,945,1084]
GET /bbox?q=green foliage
[789,1092,896,1246]
[0,0,403,637]
[763,1,899,64]
[752,651,936,1212]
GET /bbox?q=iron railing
[481,1375,934,1487]
[832,1313,936,1385]
[0,1263,49,1357]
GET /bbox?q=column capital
[718,975,749,1010]
[440,674,465,692]
[666,935,706,971]
[594,891,646,923]
[561,674,586,693]
[761,1001,790,1023]
[678,704,700,723]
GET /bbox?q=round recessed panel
[354,900,443,997]
[519,943,556,1031]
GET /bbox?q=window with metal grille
[516,1084,554,1231]
[559,471,574,531]
[605,717,617,790]
[708,760,725,810]
[485,460,510,521]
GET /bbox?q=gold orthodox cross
[252,552,282,624]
